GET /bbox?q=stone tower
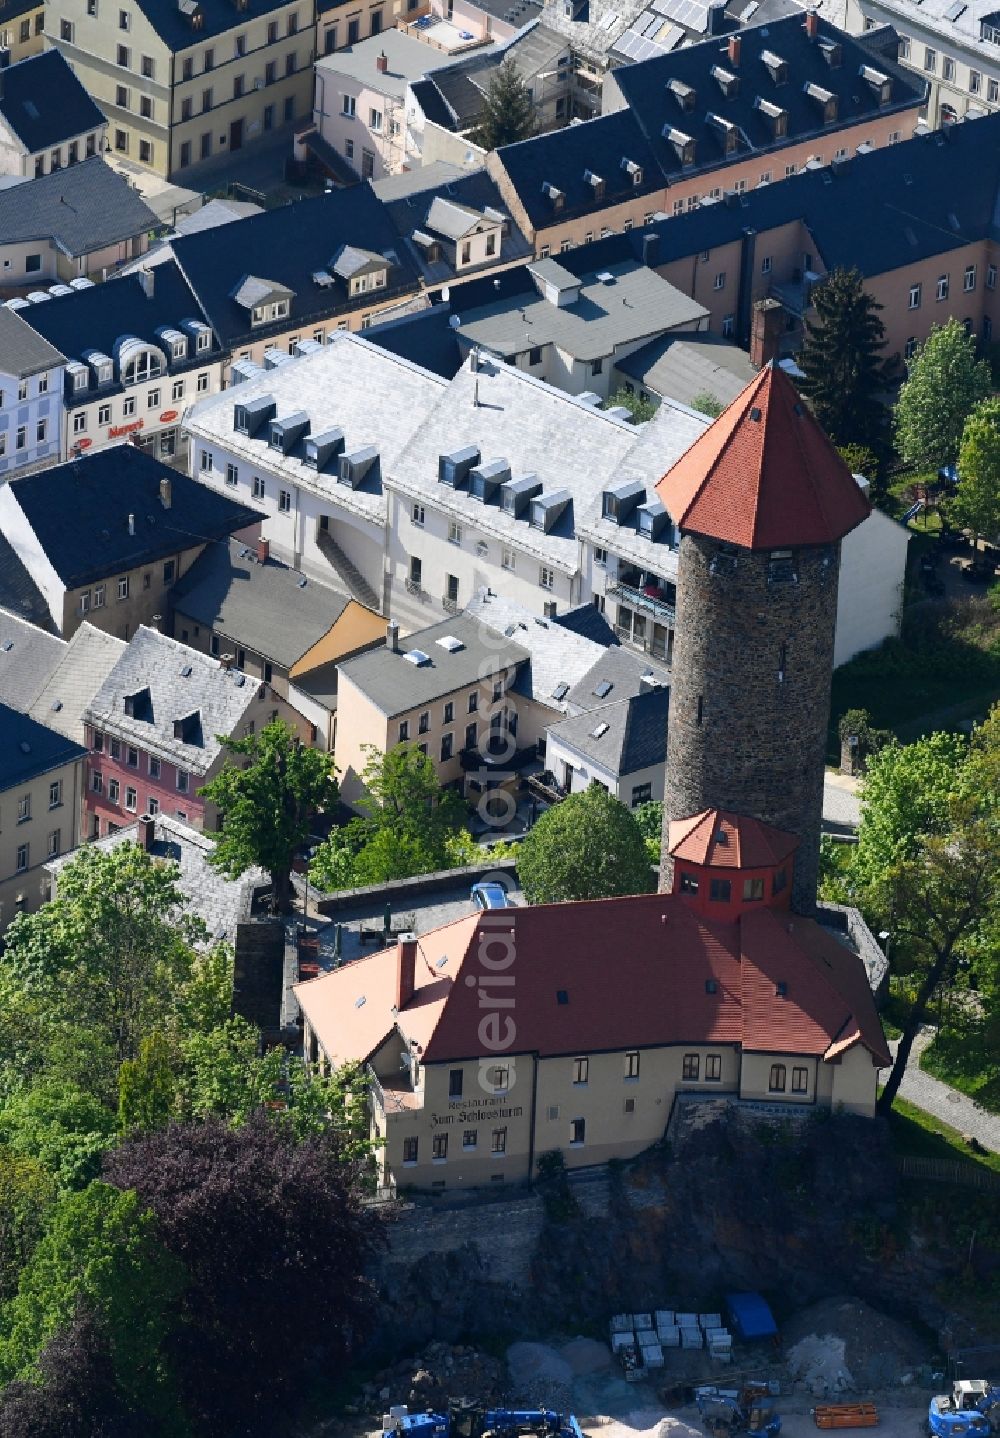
[656,363,871,913]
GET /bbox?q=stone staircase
[316,528,381,611]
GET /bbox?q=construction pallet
[813,1405,879,1429]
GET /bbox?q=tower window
[778,642,787,683]
[768,550,797,584]
[772,867,788,895]
[709,878,731,901]
[680,872,699,895]
[696,695,703,725]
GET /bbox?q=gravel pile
[782,1298,934,1393]
[357,1342,505,1417]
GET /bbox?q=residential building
[82,625,312,837]
[295,862,889,1189]
[0,445,262,640]
[362,302,465,377]
[46,0,315,180]
[0,157,157,288]
[486,14,924,254]
[0,307,64,477]
[612,331,757,411]
[26,624,127,741]
[170,534,386,729]
[316,0,430,66]
[426,0,542,46]
[183,332,446,608]
[0,605,65,709]
[117,196,262,278]
[0,50,106,178]
[17,260,224,462]
[451,254,709,400]
[842,0,1000,125]
[1,0,46,65]
[0,702,85,928]
[167,183,422,375]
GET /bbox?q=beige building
[46,0,315,180]
[2,0,45,64]
[0,702,85,931]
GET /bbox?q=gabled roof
[231,275,293,309]
[548,684,670,778]
[381,168,533,286]
[0,608,65,711]
[0,307,65,380]
[615,331,757,410]
[656,362,871,549]
[132,0,306,51]
[0,51,105,155]
[3,445,263,591]
[27,624,127,744]
[0,701,86,791]
[0,157,157,258]
[668,808,800,869]
[364,305,465,380]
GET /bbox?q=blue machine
[383,1407,584,1438]
[696,1386,781,1438]
[928,1381,1000,1438]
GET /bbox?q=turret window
[743,878,765,901]
[680,872,699,894]
[709,878,731,901]
[767,549,797,584]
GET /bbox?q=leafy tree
[894,318,992,472]
[516,783,654,904]
[632,799,664,865]
[117,1033,177,1135]
[199,720,338,914]
[690,391,724,419]
[952,395,1000,544]
[178,1016,283,1126]
[0,1146,55,1302]
[0,1081,118,1191]
[797,267,891,449]
[470,58,536,151]
[103,1115,383,1435]
[606,387,658,423]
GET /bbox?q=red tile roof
[656,363,871,550]
[668,809,800,870]
[295,892,889,1071]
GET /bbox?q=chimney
[138,266,155,299]
[386,621,399,652]
[138,814,156,851]
[376,50,388,72]
[159,476,172,509]
[750,297,784,367]
[256,536,270,564]
[220,653,233,671]
[727,33,741,66]
[805,8,818,37]
[642,231,659,267]
[396,932,417,1010]
[128,512,135,536]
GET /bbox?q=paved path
[889,1027,1000,1153]
[823,772,861,834]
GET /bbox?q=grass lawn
[921,1028,1000,1115]
[885,1094,1000,1174]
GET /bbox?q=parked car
[471,881,514,910]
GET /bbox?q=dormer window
[760,49,789,83]
[172,338,186,360]
[804,81,838,123]
[71,367,88,391]
[196,329,211,351]
[621,156,643,185]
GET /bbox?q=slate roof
[0,533,54,633]
[5,446,263,590]
[656,362,871,548]
[564,644,668,714]
[0,608,65,711]
[295,889,890,1067]
[170,538,352,670]
[464,589,615,711]
[170,183,421,348]
[0,157,157,258]
[363,304,465,379]
[615,332,757,409]
[668,808,800,868]
[410,48,501,131]
[132,0,307,51]
[85,625,262,773]
[370,161,469,201]
[27,624,127,744]
[548,683,669,777]
[382,168,533,286]
[0,51,105,154]
[0,701,86,790]
[552,603,620,648]
[0,307,64,379]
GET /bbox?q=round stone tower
[656,363,871,914]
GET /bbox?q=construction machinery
[696,1384,782,1438]
[929,1381,1000,1438]
[382,1405,584,1438]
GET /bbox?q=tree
[470,58,536,151]
[606,387,658,424]
[516,783,654,904]
[690,391,724,419]
[952,395,1000,544]
[0,1145,55,1302]
[117,1033,177,1135]
[199,720,337,914]
[894,318,992,472]
[797,267,891,450]
[103,1115,383,1435]
[632,799,664,865]
[0,1081,118,1191]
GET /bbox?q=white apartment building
[0,307,65,479]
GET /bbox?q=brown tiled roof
[668,809,800,870]
[656,363,871,550]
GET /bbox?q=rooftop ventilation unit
[263,347,293,370]
[234,393,276,436]
[312,269,335,287]
[636,498,671,540]
[530,488,572,533]
[27,290,51,304]
[304,426,346,471]
[469,457,510,502]
[438,444,480,488]
[602,477,645,524]
[403,648,431,666]
[48,284,74,297]
[291,338,323,358]
[69,276,96,290]
[268,411,311,453]
[590,720,610,739]
[576,391,602,407]
[606,406,633,422]
[338,445,380,489]
[501,472,542,516]
[436,635,465,652]
[593,679,613,698]
[596,270,615,284]
[551,682,569,701]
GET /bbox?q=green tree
[0,1146,55,1302]
[199,719,338,914]
[952,395,1000,544]
[690,391,724,419]
[117,1032,177,1135]
[632,799,664,865]
[0,1081,118,1191]
[894,317,992,472]
[470,58,537,151]
[606,387,658,423]
[178,1016,284,1125]
[797,266,891,449]
[516,783,654,904]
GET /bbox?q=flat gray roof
[315,27,472,98]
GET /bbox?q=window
[370,108,382,132]
[36,420,46,444]
[204,46,214,69]
[92,772,104,794]
[989,78,1000,102]
[624,1050,640,1080]
[988,265,997,290]
[251,477,266,501]
[49,780,62,809]
[465,722,477,748]
[908,282,921,309]
[176,770,189,794]
[148,797,160,816]
[17,793,31,823]
[936,274,950,301]
[539,566,554,590]
[108,778,120,804]
[225,462,238,487]
[713,272,726,291]
[443,701,454,725]
[122,396,136,417]
[769,1063,787,1092]
[682,1054,700,1082]
[463,1129,477,1149]
[126,746,139,768]
[202,88,212,112]
[447,521,462,545]
[709,878,732,902]
[680,872,699,895]
[965,265,977,292]
[792,1066,809,1094]
[116,44,129,66]
[149,755,160,779]
[16,844,28,874]
[125,786,137,812]
[47,829,61,859]
[61,18,74,39]
[721,315,735,338]
[73,412,88,435]
[448,1069,463,1099]
[197,372,209,392]
[110,739,121,760]
[233,75,244,99]
[342,94,356,116]
[432,1134,448,1161]
[117,577,129,600]
[631,782,652,807]
[15,427,25,451]
[411,503,425,526]
[279,490,291,513]
[409,556,422,588]
[445,574,459,604]
[491,1127,506,1154]
[501,547,515,572]
[904,336,918,361]
[573,1056,589,1085]
[705,1053,722,1082]
[742,877,765,901]
[942,56,955,81]
[591,357,603,377]
[970,69,982,93]
[760,255,772,275]
[570,1118,586,1146]
[163,560,175,586]
[417,712,429,736]
[440,734,453,762]
[924,46,936,71]
[146,388,160,410]
[402,1137,418,1164]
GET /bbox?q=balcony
[369,1066,423,1117]
[606,577,676,623]
[441,594,461,614]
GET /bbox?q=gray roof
[0,700,86,791]
[855,0,1000,62]
[27,623,127,744]
[425,195,486,241]
[0,157,157,258]
[174,198,263,234]
[232,274,292,308]
[464,588,613,710]
[456,259,708,362]
[339,611,531,716]
[370,161,470,201]
[615,332,758,410]
[331,244,386,280]
[564,644,669,715]
[0,607,65,711]
[170,538,353,670]
[547,684,669,779]
[315,28,464,99]
[0,306,65,379]
[47,815,264,945]
[84,625,261,774]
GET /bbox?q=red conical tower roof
[656,362,871,550]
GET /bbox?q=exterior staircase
[315,528,381,612]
